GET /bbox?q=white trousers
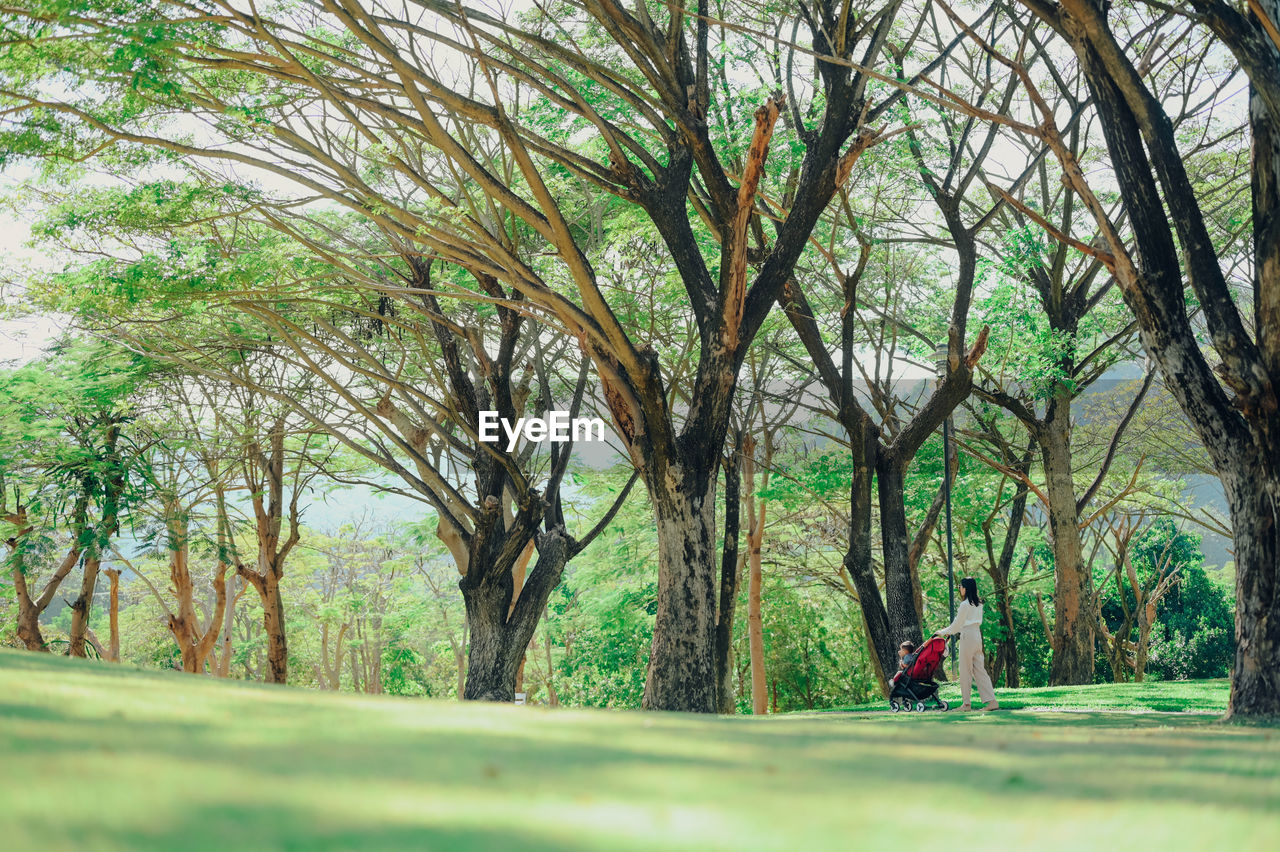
[957,627,996,706]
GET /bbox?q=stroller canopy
[906,636,948,681]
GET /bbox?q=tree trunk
[747,539,766,715]
[856,606,889,695]
[262,570,287,683]
[332,624,348,689]
[67,556,102,658]
[12,534,85,652]
[743,436,768,715]
[543,619,559,707]
[876,454,924,649]
[843,419,899,691]
[991,580,1020,688]
[1039,0,1280,718]
[507,541,535,699]
[454,641,466,700]
[236,554,290,684]
[320,622,347,689]
[462,530,570,702]
[460,580,512,702]
[14,594,48,652]
[1109,616,1134,683]
[1118,535,1144,684]
[236,422,298,684]
[642,471,720,713]
[714,444,742,714]
[167,514,203,673]
[1042,412,1094,685]
[1227,11,1280,718]
[1135,610,1153,683]
[214,488,238,679]
[1225,467,1280,717]
[104,568,121,663]
[217,574,238,678]
[987,467,1028,689]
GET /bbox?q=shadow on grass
[2,653,1277,851]
[9,803,629,852]
[3,697,1277,799]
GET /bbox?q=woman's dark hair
[960,577,982,606]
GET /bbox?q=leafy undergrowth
[1,650,1276,851]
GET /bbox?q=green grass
[1,650,1277,851]
[821,677,1233,714]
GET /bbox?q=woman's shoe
[959,704,972,711]
[982,701,999,711]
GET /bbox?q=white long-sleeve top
[937,599,983,636]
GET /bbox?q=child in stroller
[888,636,950,712]
[890,641,916,685]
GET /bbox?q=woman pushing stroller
[934,577,1000,712]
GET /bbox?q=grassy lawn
[1,650,1276,851]
[822,677,1233,714]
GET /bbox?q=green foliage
[753,574,876,711]
[551,500,658,709]
[0,338,152,566]
[1093,519,1235,682]
[1148,562,1235,681]
[381,644,430,697]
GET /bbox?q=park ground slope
[1,649,1276,851]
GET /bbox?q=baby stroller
[889,636,950,713]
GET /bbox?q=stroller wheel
[915,701,927,713]
[901,700,914,713]
[890,700,901,713]
[938,699,950,712]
